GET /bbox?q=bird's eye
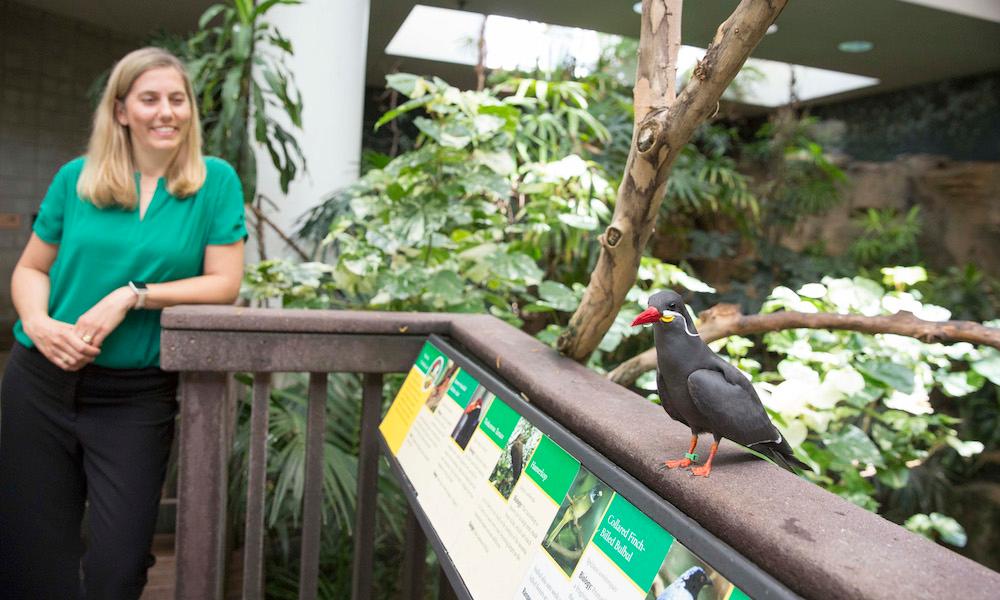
[669,302,677,309]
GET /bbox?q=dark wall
[813,71,1000,161]
[0,0,137,347]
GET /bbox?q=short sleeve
[207,162,248,245]
[33,163,72,243]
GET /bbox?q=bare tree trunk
[557,0,788,361]
[475,16,487,92]
[609,303,1000,386]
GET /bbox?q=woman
[0,47,246,599]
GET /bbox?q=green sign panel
[730,588,752,600]
[592,494,675,591]
[479,398,521,448]
[447,369,479,409]
[415,340,447,375]
[525,436,579,503]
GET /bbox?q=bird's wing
[687,367,781,447]
[657,371,689,427]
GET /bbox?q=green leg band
[685,452,699,461]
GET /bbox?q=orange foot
[664,458,692,469]
[690,464,712,477]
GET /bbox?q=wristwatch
[128,280,149,309]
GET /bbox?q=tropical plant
[682,272,994,543]
[181,0,305,203]
[282,74,623,325]
[849,206,924,269]
[744,113,847,250]
[242,65,997,576]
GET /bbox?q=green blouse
[13,156,246,368]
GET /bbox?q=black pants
[0,342,178,600]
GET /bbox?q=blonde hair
[78,47,205,208]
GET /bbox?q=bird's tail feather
[753,442,809,473]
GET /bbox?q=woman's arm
[73,240,245,348]
[12,233,100,370]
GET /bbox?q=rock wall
[784,156,1000,276]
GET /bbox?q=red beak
[631,306,661,326]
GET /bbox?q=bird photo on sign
[645,543,735,600]
[632,290,808,477]
[425,358,459,412]
[450,386,494,450]
[541,469,612,577]
[488,420,542,499]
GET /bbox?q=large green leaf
[537,281,578,312]
[374,96,432,131]
[825,425,884,467]
[856,360,915,394]
[198,3,228,29]
[971,348,1000,386]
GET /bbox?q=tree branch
[557,0,788,361]
[248,196,310,261]
[608,303,1000,387]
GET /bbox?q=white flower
[802,409,834,433]
[823,276,883,315]
[764,379,812,417]
[947,438,984,458]
[917,304,951,322]
[776,418,809,448]
[824,367,866,395]
[884,387,933,415]
[797,283,827,299]
[882,292,922,315]
[881,266,927,288]
[778,360,820,385]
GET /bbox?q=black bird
[656,566,712,600]
[632,290,806,476]
[509,436,525,487]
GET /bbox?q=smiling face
[115,66,192,160]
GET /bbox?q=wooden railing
[160,306,1000,600]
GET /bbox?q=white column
[250,0,371,260]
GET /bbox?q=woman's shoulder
[203,156,239,179]
[55,156,87,180]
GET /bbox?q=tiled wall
[0,0,136,345]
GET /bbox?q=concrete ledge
[161,306,1000,599]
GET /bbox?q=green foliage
[181,0,305,201]
[275,74,630,324]
[849,206,923,269]
[228,373,408,599]
[722,276,988,536]
[745,114,847,246]
[240,59,997,573]
[905,512,968,547]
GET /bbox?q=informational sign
[380,339,754,600]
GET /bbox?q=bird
[451,395,484,448]
[508,435,525,488]
[544,486,604,548]
[656,566,712,600]
[631,289,807,477]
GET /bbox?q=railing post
[401,509,427,599]
[352,373,383,600]
[298,372,328,600]
[242,373,272,600]
[175,371,230,600]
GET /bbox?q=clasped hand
[26,287,135,371]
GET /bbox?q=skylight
[386,5,879,108]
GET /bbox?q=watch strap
[128,280,148,309]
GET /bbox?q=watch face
[132,281,148,290]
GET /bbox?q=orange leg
[691,442,719,477]
[664,435,698,469]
